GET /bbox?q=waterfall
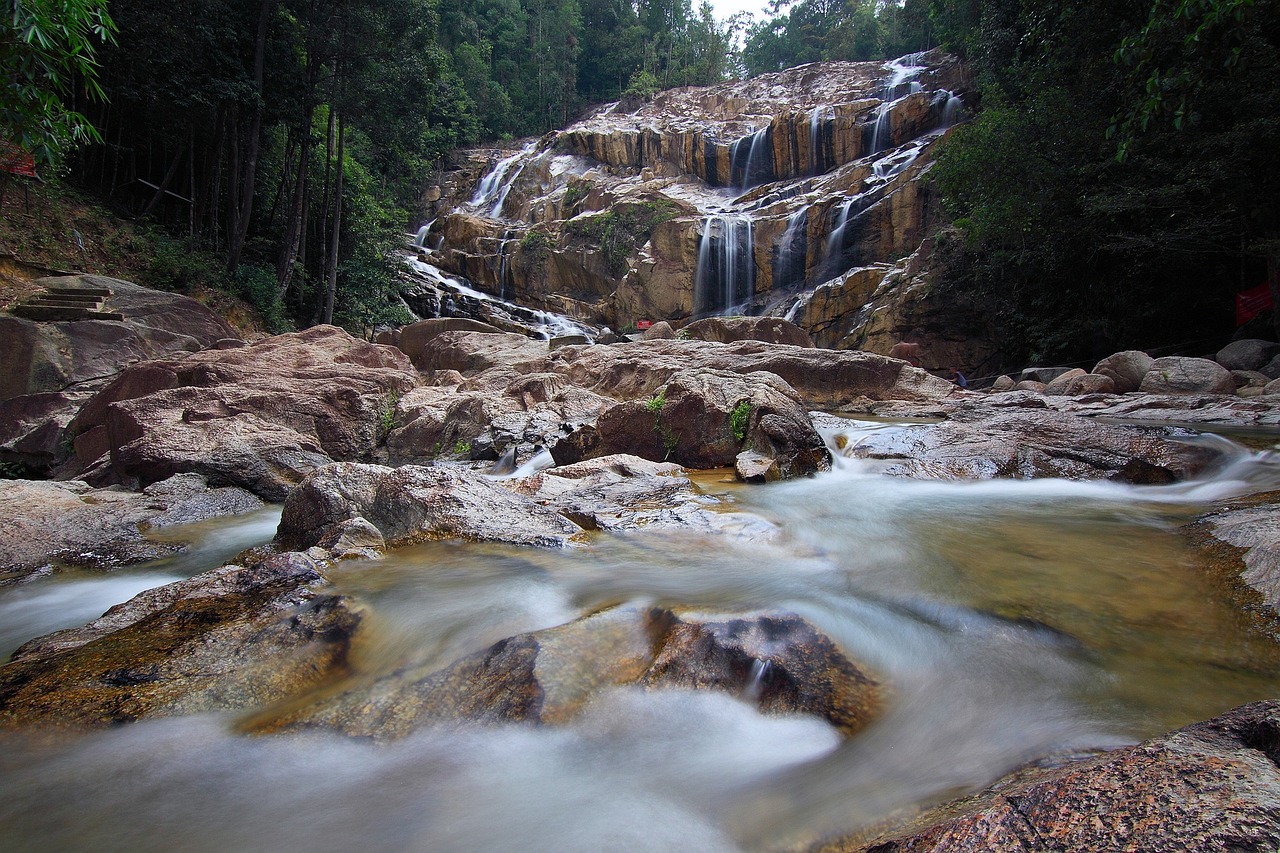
[695,214,755,315]
[809,106,833,175]
[730,127,771,191]
[471,143,536,218]
[936,90,964,129]
[870,54,927,155]
[775,207,809,290]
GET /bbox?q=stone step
[47,285,112,298]
[11,305,124,322]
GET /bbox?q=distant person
[950,367,968,389]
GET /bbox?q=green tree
[0,0,116,168]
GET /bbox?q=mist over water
[3,426,1280,851]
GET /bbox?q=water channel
[2,422,1279,851]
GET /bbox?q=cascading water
[730,127,772,192]
[694,214,755,315]
[774,207,809,290]
[5,424,1280,852]
[470,142,537,218]
[869,53,927,155]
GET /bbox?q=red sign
[635,319,653,330]
[0,142,37,179]
[1236,282,1274,326]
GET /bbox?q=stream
[2,422,1280,852]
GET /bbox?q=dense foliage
[927,0,1280,364]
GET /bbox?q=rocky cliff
[415,50,990,370]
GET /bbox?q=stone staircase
[11,283,124,321]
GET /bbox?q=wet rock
[1139,356,1235,395]
[0,552,359,728]
[1217,339,1280,372]
[62,325,418,500]
[820,700,1280,853]
[1197,500,1280,613]
[596,367,830,477]
[683,317,814,347]
[0,474,264,586]
[257,608,880,740]
[1093,349,1154,393]
[276,462,583,552]
[507,456,777,538]
[844,406,1216,483]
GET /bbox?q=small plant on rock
[730,399,751,443]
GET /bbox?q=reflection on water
[3,429,1280,851]
[0,506,281,662]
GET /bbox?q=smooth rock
[0,474,264,585]
[276,462,583,551]
[1093,349,1154,393]
[1139,356,1235,395]
[0,552,358,727]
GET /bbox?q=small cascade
[730,127,772,191]
[413,222,432,249]
[936,90,964,129]
[470,143,536,218]
[809,106,833,175]
[774,207,810,290]
[695,214,755,315]
[869,53,927,154]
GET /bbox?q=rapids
[3,423,1280,851]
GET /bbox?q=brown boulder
[821,701,1280,853]
[276,462,584,552]
[0,552,359,728]
[1093,350,1154,393]
[1139,356,1235,395]
[63,326,418,499]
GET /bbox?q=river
[2,421,1279,852]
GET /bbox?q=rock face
[0,552,359,728]
[820,701,1280,853]
[0,276,242,473]
[0,474,264,585]
[256,608,882,740]
[415,50,977,361]
[62,325,418,500]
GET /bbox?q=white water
[3,431,1280,851]
[695,214,755,314]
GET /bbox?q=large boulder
[1093,350,1154,393]
[0,552,359,728]
[841,406,1216,483]
[255,608,881,740]
[1216,339,1280,372]
[62,325,418,500]
[0,276,238,403]
[683,316,814,347]
[275,462,584,552]
[1139,356,1235,395]
[596,368,830,477]
[0,474,264,586]
[820,701,1280,853]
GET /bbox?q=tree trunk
[322,112,345,326]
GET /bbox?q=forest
[3,0,1277,363]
